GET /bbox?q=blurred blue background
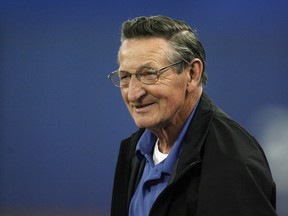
[1,0,287,215]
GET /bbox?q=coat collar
[177,93,215,166]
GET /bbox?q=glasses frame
[108,60,187,87]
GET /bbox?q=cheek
[159,88,186,110]
[167,79,187,98]
[169,85,188,107]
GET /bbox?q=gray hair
[120,15,208,85]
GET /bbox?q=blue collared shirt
[129,102,199,216]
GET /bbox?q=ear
[187,58,203,92]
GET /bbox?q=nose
[127,75,146,102]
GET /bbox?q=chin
[134,119,156,129]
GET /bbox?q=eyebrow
[118,65,156,73]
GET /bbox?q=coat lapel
[127,154,145,208]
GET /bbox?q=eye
[119,72,131,81]
[139,69,157,81]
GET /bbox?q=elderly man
[108,15,277,216]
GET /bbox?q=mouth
[133,102,155,113]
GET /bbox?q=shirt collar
[135,129,157,161]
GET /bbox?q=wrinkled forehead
[118,38,171,70]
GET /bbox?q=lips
[133,102,155,112]
[135,103,151,108]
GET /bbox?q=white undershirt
[153,139,168,165]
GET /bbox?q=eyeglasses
[108,60,185,87]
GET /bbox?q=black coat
[111,93,277,216]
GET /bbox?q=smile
[133,103,155,113]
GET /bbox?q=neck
[151,86,202,154]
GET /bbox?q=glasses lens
[118,71,131,87]
[139,70,158,84]
[109,72,121,87]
